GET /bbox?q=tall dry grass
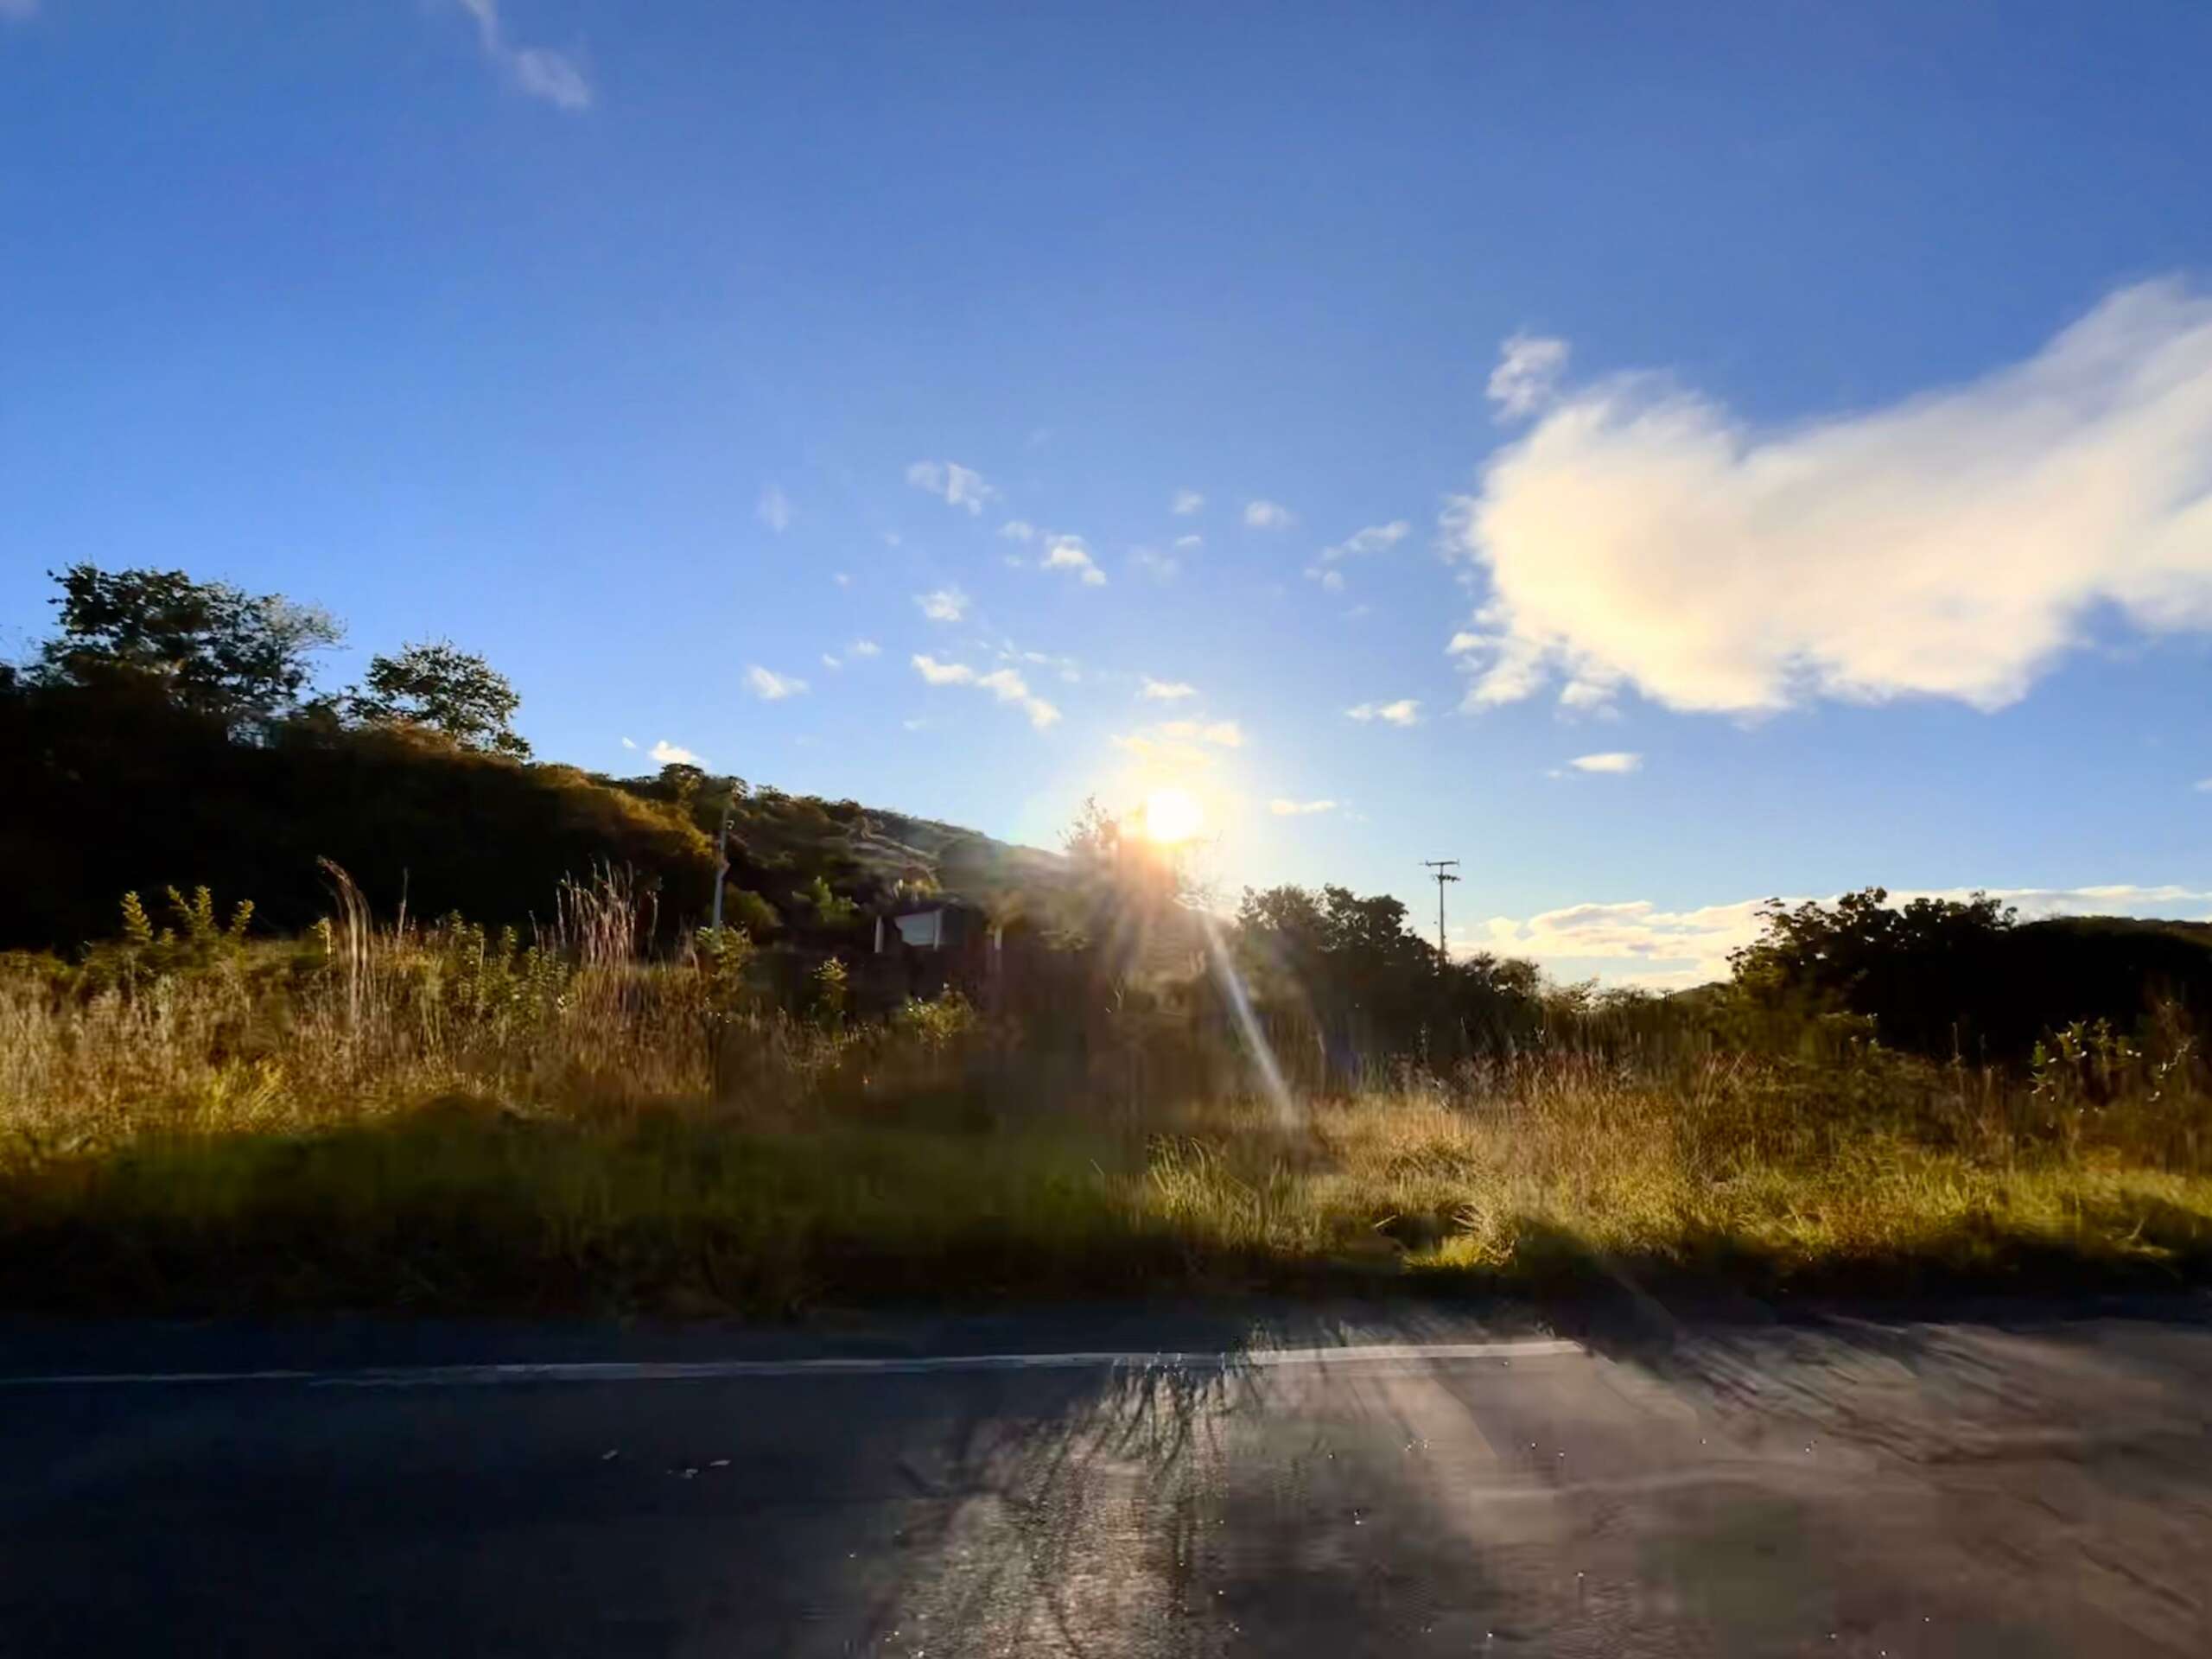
[5,874,2212,1313]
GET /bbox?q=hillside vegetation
[6,564,2212,1315]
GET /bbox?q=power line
[1422,859,1460,963]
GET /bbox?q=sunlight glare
[1142,787,1205,844]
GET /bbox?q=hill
[0,673,1070,953]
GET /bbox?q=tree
[1728,887,2018,1054]
[347,640,531,758]
[34,563,340,728]
[1061,795,1128,868]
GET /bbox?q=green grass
[6,908,2212,1317]
[8,1084,2212,1317]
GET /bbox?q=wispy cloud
[1042,534,1107,587]
[1002,644,1083,683]
[1450,283,2212,717]
[1307,568,1346,592]
[1158,719,1243,748]
[906,460,998,514]
[755,483,792,533]
[1567,751,1641,774]
[912,654,974,686]
[1172,489,1206,516]
[1480,884,2212,988]
[1318,521,1411,563]
[1174,533,1203,550]
[821,654,842,671]
[1130,547,1180,582]
[1269,798,1338,817]
[1140,677,1197,701]
[1346,699,1420,727]
[833,571,852,588]
[848,639,880,658]
[1486,333,1569,419]
[1243,499,1295,531]
[746,665,808,701]
[915,587,969,623]
[649,739,702,766]
[1000,519,1039,543]
[910,655,1058,728]
[451,0,593,111]
[620,735,637,750]
[1,0,39,22]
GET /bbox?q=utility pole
[1422,859,1460,963]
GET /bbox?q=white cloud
[756,483,792,533]
[915,587,970,623]
[1000,519,1039,543]
[1318,520,1411,563]
[1307,568,1346,593]
[1346,698,1421,727]
[1005,645,1082,683]
[849,639,881,658]
[1140,677,1198,701]
[1567,751,1641,774]
[747,665,808,701]
[911,655,1058,728]
[1111,733,1219,772]
[821,654,841,670]
[1131,547,1180,582]
[1558,677,1620,715]
[620,735,637,749]
[1042,534,1108,587]
[978,667,1061,729]
[649,739,702,766]
[1116,713,1242,769]
[905,460,998,514]
[1159,719,1243,748]
[1174,533,1203,550]
[1486,333,1569,419]
[912,654,976,685]
[1479,884,2212,989]
[1269,798,1339,817]
[451,0,592,111]
[1243,499,1295,530]
[1173,489,1206,516]
[833,571,852,588]
[1449,282,2212,717]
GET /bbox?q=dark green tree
[34,563,340,728]
[348,640,531,758]
[1728,887,2018,1054]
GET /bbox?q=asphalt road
[3,1299,2210,1656]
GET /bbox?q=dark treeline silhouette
[8,563,2212,1068]
[1726,887,2212,1062]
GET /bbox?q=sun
[1141,787,1205,845]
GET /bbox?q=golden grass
[5,896,2212,1315]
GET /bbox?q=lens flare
[1141,788,1204,844]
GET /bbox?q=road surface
[3,1299,2209,1656]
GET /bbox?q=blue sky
[7,1,2212,982]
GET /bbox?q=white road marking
[0,1338,1582,1389]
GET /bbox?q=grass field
[5,890,2211,1316]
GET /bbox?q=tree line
[8,562,2210,1067]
